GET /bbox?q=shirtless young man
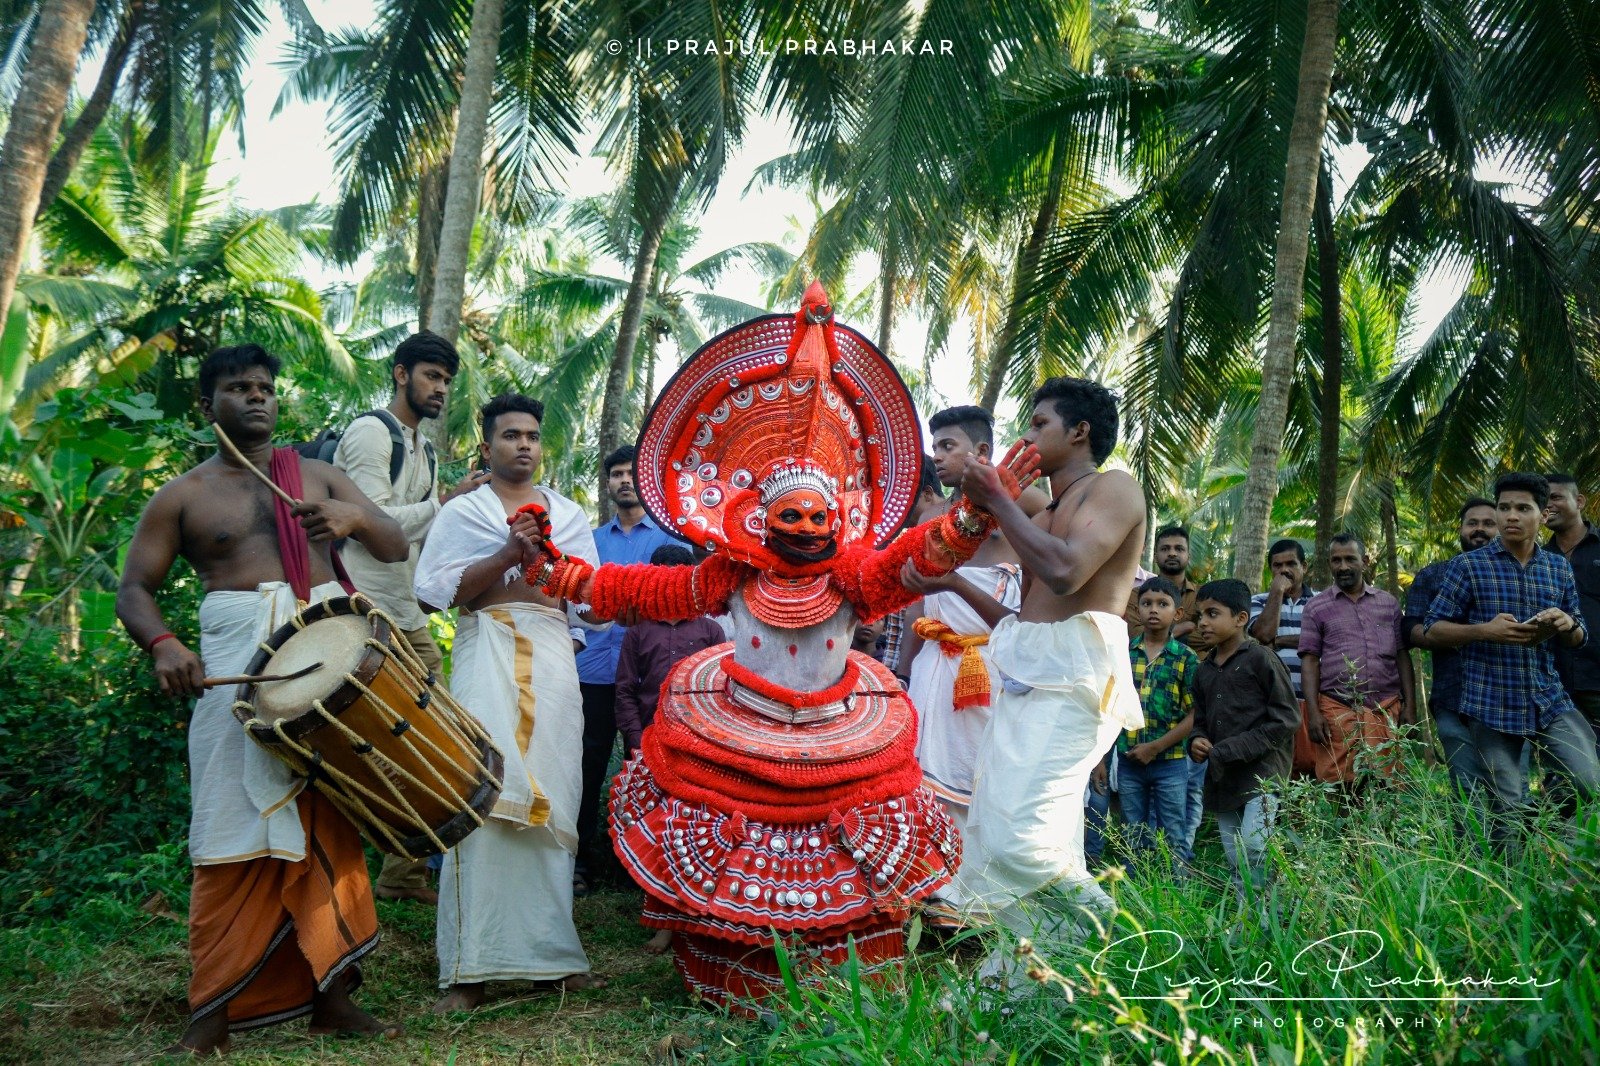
[412,394,606,1013]
[952,376,1147,962]
[116,345,407,1055]
[897,406,1041,926]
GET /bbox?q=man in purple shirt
[1299,532,1415,787]
[573,445,678,891]
[613,545,727,755]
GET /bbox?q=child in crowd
[1119,577,1200,869]
[1188,579,1299,899]
[612,544,727,953]
[852,615,888,662]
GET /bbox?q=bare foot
[157,1014,230,1058]
[643,929,673,955]
[308,971,403,1039]
[553,973,608,991]
[430,982,486,1015]
[374,884,439,906]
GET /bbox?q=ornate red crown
[636,282,923,570]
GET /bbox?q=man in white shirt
[334,330,484,902]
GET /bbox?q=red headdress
[636,282,923,572]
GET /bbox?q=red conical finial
[799,281,832,324]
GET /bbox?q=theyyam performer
[516,282,1039,1010]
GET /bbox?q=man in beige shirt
[334,330,484,902]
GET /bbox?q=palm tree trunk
[597,207,670,523]
[0,0,97,340]
[877,242,897,361]
[416,163,449,331]
[426,0,504,345]
[61,583,80,655]
[1381,478,1399,594]
[644,330,658,404]
[1230,0,1340,583]
[3,533,42,606]
[980,144,1068,413]
[1312,164,1341,587]
[36,0,144,221]
[423,0,502,452]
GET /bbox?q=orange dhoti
[1312,694,1402,784]
[188,791,379,1031]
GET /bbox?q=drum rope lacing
[236,600,506,860]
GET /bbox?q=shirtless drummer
[116,345,407,1055]
[951,376,1148,970]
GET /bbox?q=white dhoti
[908,564,1020,921]
[437,602,590,984]
[189,581,344,866]
[959,612,1143,958]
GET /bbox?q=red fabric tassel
[269,448,311,603]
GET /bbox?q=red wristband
[146,632,177,654]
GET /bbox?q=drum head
[251,613,373,723]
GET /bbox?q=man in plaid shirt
[1423,473,1599,845]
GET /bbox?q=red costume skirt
[610,645,959,1013]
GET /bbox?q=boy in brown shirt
[1188,579,1300,897]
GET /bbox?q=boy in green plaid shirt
[1118,576,1199,865]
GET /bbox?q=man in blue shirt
[574,445,678,890]
[1424,473,1599,849]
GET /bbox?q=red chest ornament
[741,571,843,628]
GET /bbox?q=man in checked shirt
[1424,472,1599,850]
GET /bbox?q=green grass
[3,749,1597,1064]
[740,760,1600,1065]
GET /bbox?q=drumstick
[211,421,300,508]
[203,662,324,689]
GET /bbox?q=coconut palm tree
[275,0,583,319]
[20,0,328,221]
[0,0,96,377]
[427,0,504,348]
[1232,0,1341,582]
[508,195,792,505]
[13,116,352,418]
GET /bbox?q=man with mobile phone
[1423,472,1599,851]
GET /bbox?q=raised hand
[960,441,1041,513]
[443,467,491,503]
[995,440,1042,499]
[960,457,1006,512]
[508,501,555,545]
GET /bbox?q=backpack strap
[357,409,408,485]
[421,437,437,501]
[355,409,436,500]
